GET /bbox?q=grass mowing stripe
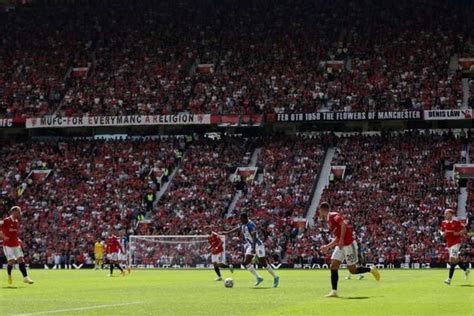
[9,301,144,316]
[1,270,471,316]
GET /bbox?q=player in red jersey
[207,226,233,281]
[0,218,3,281]
[106,233,125,277]
[2,206,34,285]
[317,202,379,298]
[439,208,470,284]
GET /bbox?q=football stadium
[0,0,473,315]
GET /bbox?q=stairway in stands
[306,147,336,226]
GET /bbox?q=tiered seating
[1,133,471,265]
[0,5,95,117]
[59,1,197,116]
[231,136,327,261]
[0,0,471,117]
[132,136,253,264]
[0,138,181,264]
[464,179,474,263]
[327,1,466,111]
[149,136,254,232]
[307,132,461,265]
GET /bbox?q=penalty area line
[10,301,144,316]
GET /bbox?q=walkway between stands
[153,162,181,210]
[307,147,336,226]
[226,147,262,217]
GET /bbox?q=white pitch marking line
[10,301,144,316]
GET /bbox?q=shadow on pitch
[2,286,19,289]
[251,287,273,290]
[458,284,474,287]
[340,296,384,300]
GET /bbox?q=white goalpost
[129,235,226,269]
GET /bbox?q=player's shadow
[341,295,384,300]
[340,296,370,300]
[2,286,19,289]
[251,287,273,290]
[458,284,473,287]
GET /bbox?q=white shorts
[245,244,266,258]
[448,244,461,259]
[118,253,127,262]
[211,252,226,264]
[331,241,358,265]
[108,252,119,262]
[3,246,24,261]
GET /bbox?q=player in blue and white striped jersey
[223,212,279,288]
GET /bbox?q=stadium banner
[458,57,474,72]
[196,63,214,74]
[423,109,472,120]
[325,60,345,72]
[233,166,258,184]
[453,164,474,179]
[267,111,422,122]
[293,218,308,230]
[330,165,346,179]
[28,169,52,182]
[240,114,263,126]
[71,66,89,78]
[21,262,472,269]
[25,114,211,128]
[211,114,263,126]
[0,117,26,128]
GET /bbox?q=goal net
[129,235,226,269]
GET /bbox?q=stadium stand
[0,132,472,267]
[0,0,472,268]
[310,131,461,265]
[0,138,182,265]
[1,0,472,117]
[230,136,328,262]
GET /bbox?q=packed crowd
[1,0,472,117]
[293,132,464,266]
[1,133,472,266]
[0,137,183,265]
[229,136,328,262]
[0,4,95,118]
[465,180,474,260]
[131,135,329,265]
[133,135,255,264]
[150,136,254,232]
[469,80,474,108]
[130,236,212,267]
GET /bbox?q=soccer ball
[224,278,234,288]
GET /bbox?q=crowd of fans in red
[1,0,472,118]
[151,136,254,232]
[0,137,183,265]
[134,135,255,264]
[228,136,328,263]
[466,179,474,261]
[132,135,330,265]
[294,131,465,266]
[0,132,472,266]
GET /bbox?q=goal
[128,235,226,269]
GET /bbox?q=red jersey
[327,212,354,246]
[440,219,464,247]
[2,216,21,247]
[208,232,224,255]
[0,220,3,247]
[106,235,123,253]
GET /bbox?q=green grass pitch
[1,269,472,315]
